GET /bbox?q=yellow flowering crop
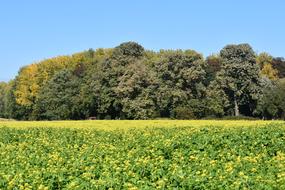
[0,120,284,189]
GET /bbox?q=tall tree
[153,50,207,118]
[94,42,145,119]
[205,82,230,117]
[35,69,82,120]
[78,49,113,118]
[255,79,285,119]
[4,80,30,120]
[216,44,262,116]
[115,61,159,119]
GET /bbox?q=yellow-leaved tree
[257,52,279,80]
[260,63,279,81]
[14,55,78,107]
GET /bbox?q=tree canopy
[1,42,284,120]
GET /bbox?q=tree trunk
[234,95,239,117]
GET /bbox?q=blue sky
[0,0,284,82]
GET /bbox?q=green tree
[111,41,144,61]
[216,44,262,116]
[74,48,115,119]
[205,54,222,84]
[78,49,112,119]
[35,69,82,120]
[0,82,7,118]
[4,80,30,120]
[205,82,230,117]
[93,42,145,119]
[115,61,159,119]
[255,79,285,119]
[153,50,207,118]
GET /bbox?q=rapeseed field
[0,120,284,189]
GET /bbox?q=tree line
[0,42,285,120]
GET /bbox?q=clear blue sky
[0,0,284,82]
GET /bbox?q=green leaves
[35,69,82,120]
[213,44,262,116]
[255,79,285,119]
[1,42,285,120]
[1,123,285,189]
[154,50,207,118]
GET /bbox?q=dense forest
[0,42,285,120]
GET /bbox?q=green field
[0,120,285,189]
